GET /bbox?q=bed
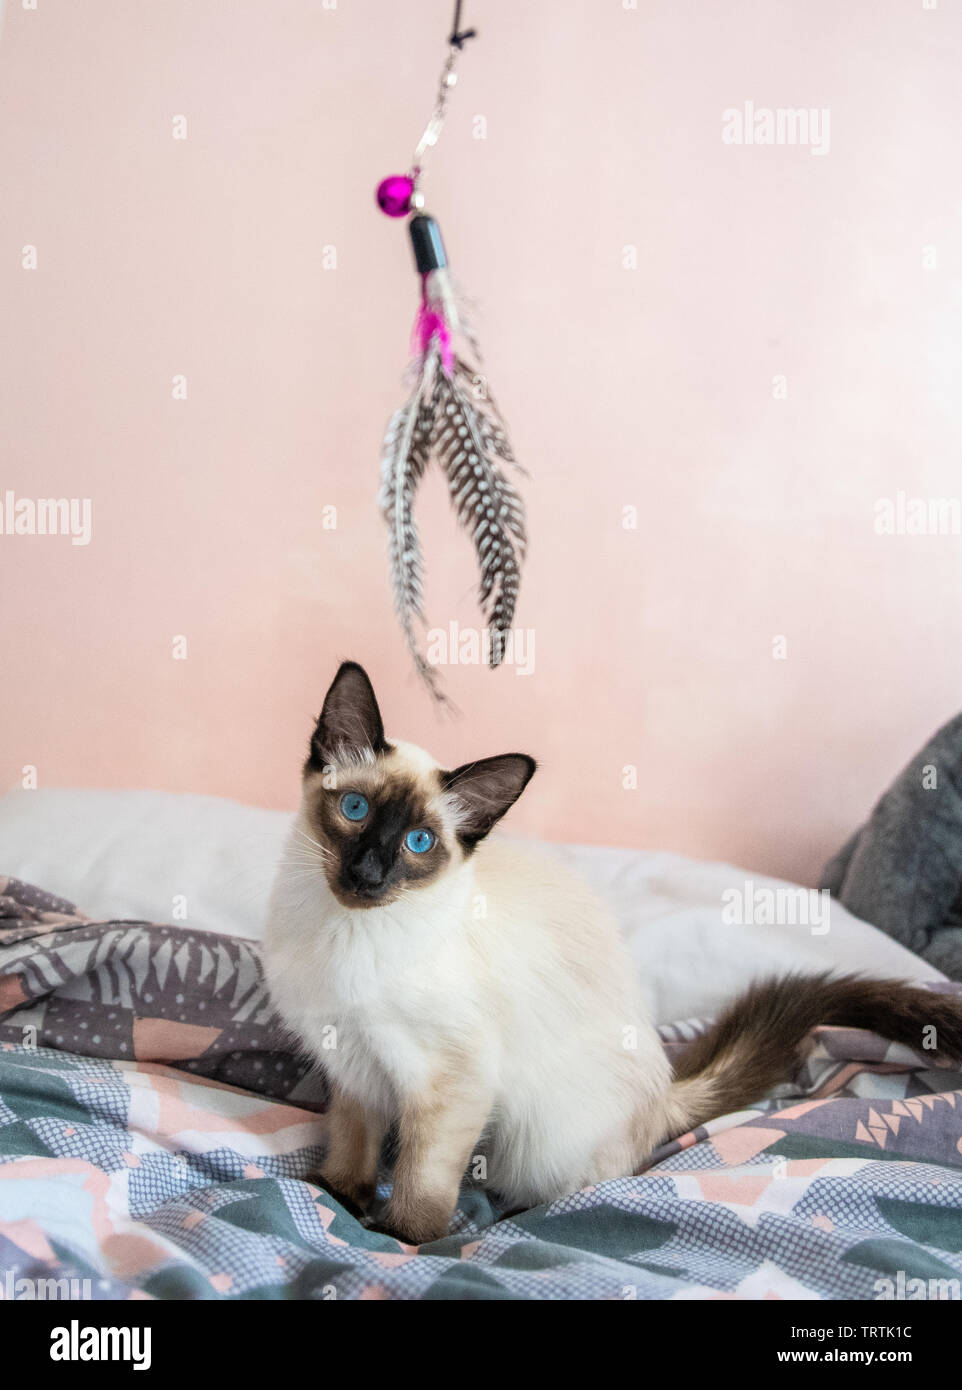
[1,788,959,1301]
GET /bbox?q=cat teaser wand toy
[375,3,527,705]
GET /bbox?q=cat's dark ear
[441,754,536,848]
[308,662,388,771]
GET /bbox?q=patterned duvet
[2,876,961,1301]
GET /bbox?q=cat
[263,660,962,1245]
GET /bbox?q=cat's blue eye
[405,828,435,854]
[340,793,369,821]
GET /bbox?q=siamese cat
[264,661,962,1245]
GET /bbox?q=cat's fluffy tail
[660,972,962,1141]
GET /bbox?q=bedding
[2,875,961,1301]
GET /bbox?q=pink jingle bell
[376,174,414,218]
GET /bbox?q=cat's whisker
[285,845,333,870]
[279,867,325,885]
[290,826,334,860]
[284,846,326,867]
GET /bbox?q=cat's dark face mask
[301,661,537,910]
[312,778,451,910]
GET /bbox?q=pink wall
[2,0,960,885]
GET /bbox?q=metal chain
[409,2,475,204]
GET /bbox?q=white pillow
[0,789,288,939]
[0,788,940,1024]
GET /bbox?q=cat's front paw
[310,1165,376,1215]
[377,1197,452,1247]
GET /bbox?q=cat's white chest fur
[264,838,480,1114]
